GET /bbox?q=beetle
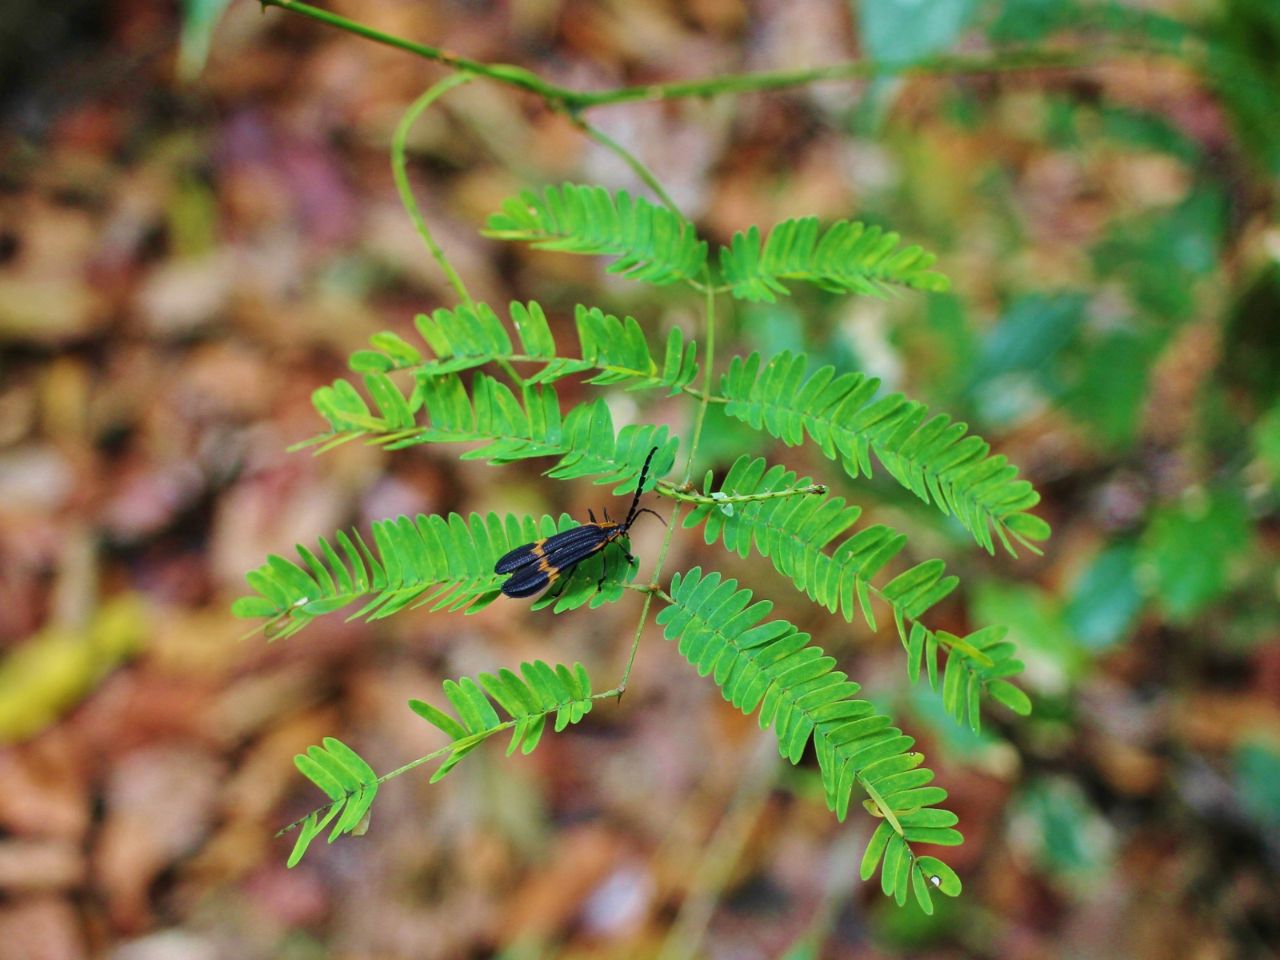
[494,446,664,598]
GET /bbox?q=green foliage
[178,0,233,79]
[1234,740,1280,833]
[1253,400,1280,487]
[408,660,595,781]
[719,351,1049,555]
[1063,542,1143,652]
[972,579,1088,695]
[860,0,976,65]
[1008,777,1113,881]
[310,368,678,484]
[685,455,952,623]
[1209,0,1280,174]
[483,183,708,285]
[238,180,1045,906]
[1136,486,1252,623]
[287,737,379,867]
[719,218,951,303]
[348,301,698,396]
[234,512,543,638]
[481,183,949,303]
[656,567,962,912]
[680,455,1027,729]
[287,660,595,867]
[234,511,646,641]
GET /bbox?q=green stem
[494,357,527,390]
[681,273,717,487]
[680,385,728,404]
[260,1,1175,110]
[571,117,683,217]
[562,46,1147,107]
[613,268,717,696]
[261,1,556,96]
[610,266,718,695]
[392,74,475,305]
[608,581,658,698]
[656,479,827,505]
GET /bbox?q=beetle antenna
[624,446,659,529]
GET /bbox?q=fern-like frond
[232,511,634,639]
[346,301,698,396]
[484,183,708,285]
[719,352,1050,555]
[656,567,962,910]
[238,481,660,640]
[310,371,679,488]
[408,659,594,780]
[287,737,379,867]
[905,623,1032,728]
[233,512,544,638]
[684,456,952,623]
[682,457,1026,730]
[718,218,950,303]
[285,663,596,867]
[570,305,699,393]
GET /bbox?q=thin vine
[258,0,1188,109]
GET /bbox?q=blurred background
[1,0,1278,957]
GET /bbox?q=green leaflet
[309,369,679,485]
[681,456,1028,730]
[234,511,642,640]
[287,737,379,867]
[719,351,1050,555]
[686,455,1024,732]
[683,454,949,622]
[347,301,698,397]
[718,217,951,303]
[484,183,708,285]
[656,567,963,907]
[287,662,594,867]
[408,659,594,782]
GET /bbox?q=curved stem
[260,1,1181,110]
[571,116,683,217]
[392,74,475,305]
[262,1,557,97]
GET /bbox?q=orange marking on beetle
[495,446,665,600]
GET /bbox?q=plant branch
[681,273,717,487]
[261,1,555,94]
[392,74,475,304]
[277,685,627,838]
[656,479,827,505]
[494,357,527,389]
[260,1,1175,110]
[570,116,684,217]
